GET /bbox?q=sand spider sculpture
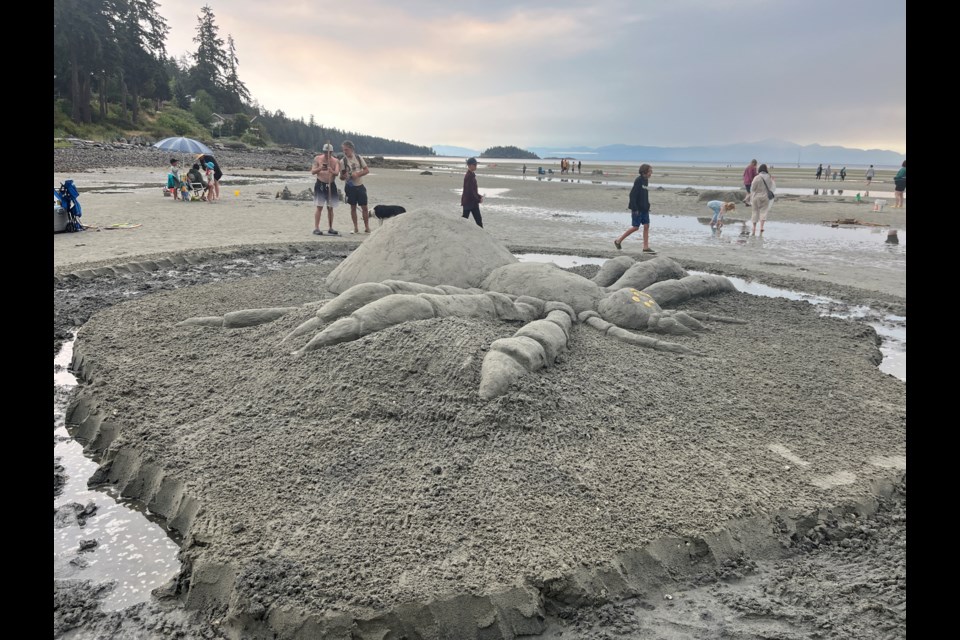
[181,211,744,399]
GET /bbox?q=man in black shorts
[340,140,371,234]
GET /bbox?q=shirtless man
[310,142,341,236]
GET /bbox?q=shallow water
[54,337,181,611]
[436,171,900,197]
[515,254,906,382]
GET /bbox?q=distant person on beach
[825,164,831,181]
[749,164,775,236]
[167,158,182,200]
[310,142,341,235]
[578,160,582,174]
[195,154,222,201]
[339,140,371,234]
[742,159,758,205]
[816,164,823,180]
[707,200,736,230]
[865,165,875,185]
[522,164,527,176]
[614,164,655,253]
[893,160,906,208]
[461,157,484,227]
[840,167,846,181]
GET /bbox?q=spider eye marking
[643,301,654,308]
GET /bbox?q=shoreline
[55,151,906,300]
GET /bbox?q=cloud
[157,0,905,153]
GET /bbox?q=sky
[157,0,907,153]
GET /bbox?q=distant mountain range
[433,140,904,166]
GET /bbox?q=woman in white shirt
[749,164,776,236]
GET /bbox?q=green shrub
[148,106,210,139]
[241,131,265,147]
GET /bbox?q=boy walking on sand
[614,164,655,253]
[461,157,484,227]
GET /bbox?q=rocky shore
[54,139,426,174]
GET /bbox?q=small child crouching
[706,200,736,229]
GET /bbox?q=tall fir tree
[223,35,252,113]
[190,5,229,104]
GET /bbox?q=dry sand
[54,153,906,639]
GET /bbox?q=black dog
[373,204,406,222]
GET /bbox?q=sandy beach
[54,149,906,639]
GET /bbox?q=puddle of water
[54,337,181,611]
[497,205,906,274]
[693,272,905,382]
[420,168,899,197]
[513,254,905,382]
[515,253,607,269]
[449,187,513,199]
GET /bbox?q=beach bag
[763,177,775,200]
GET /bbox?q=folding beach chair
[186,181,208,201]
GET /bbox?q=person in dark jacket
[461,157,484,227]
[195,154,223,201]
[614,164,655,253]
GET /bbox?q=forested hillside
[53,1,434,154]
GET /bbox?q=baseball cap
[466,157,477,166]
[322,143,334,152]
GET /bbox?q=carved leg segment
[682,311,747,325]
[580,310,697,355]
[297,293,557,356]
[478,307,574,400]
[298,294,436,353]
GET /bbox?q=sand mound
[325,210,518,293]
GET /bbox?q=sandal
[642,247,657,253]
[614,240,622,250]
[327,229,340,235]
[312,229,324,235]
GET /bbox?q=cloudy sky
[158,0,906,153]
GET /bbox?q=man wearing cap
[311,142,341,235]
[461,157,484,228]
[195,154,223,201]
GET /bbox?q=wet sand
[54,155,906,639]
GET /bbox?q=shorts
[744,183,752,192]
[631,210,650,227]
[894,180,906,192]
[314,180,339,207]
[344,183,368,206]
[751,199,770,224]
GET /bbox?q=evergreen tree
[190,5,229,104]
[223,35,252,113]
[54,0,112,122]
[113,0,169,123]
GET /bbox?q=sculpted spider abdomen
[597,288,662,330]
